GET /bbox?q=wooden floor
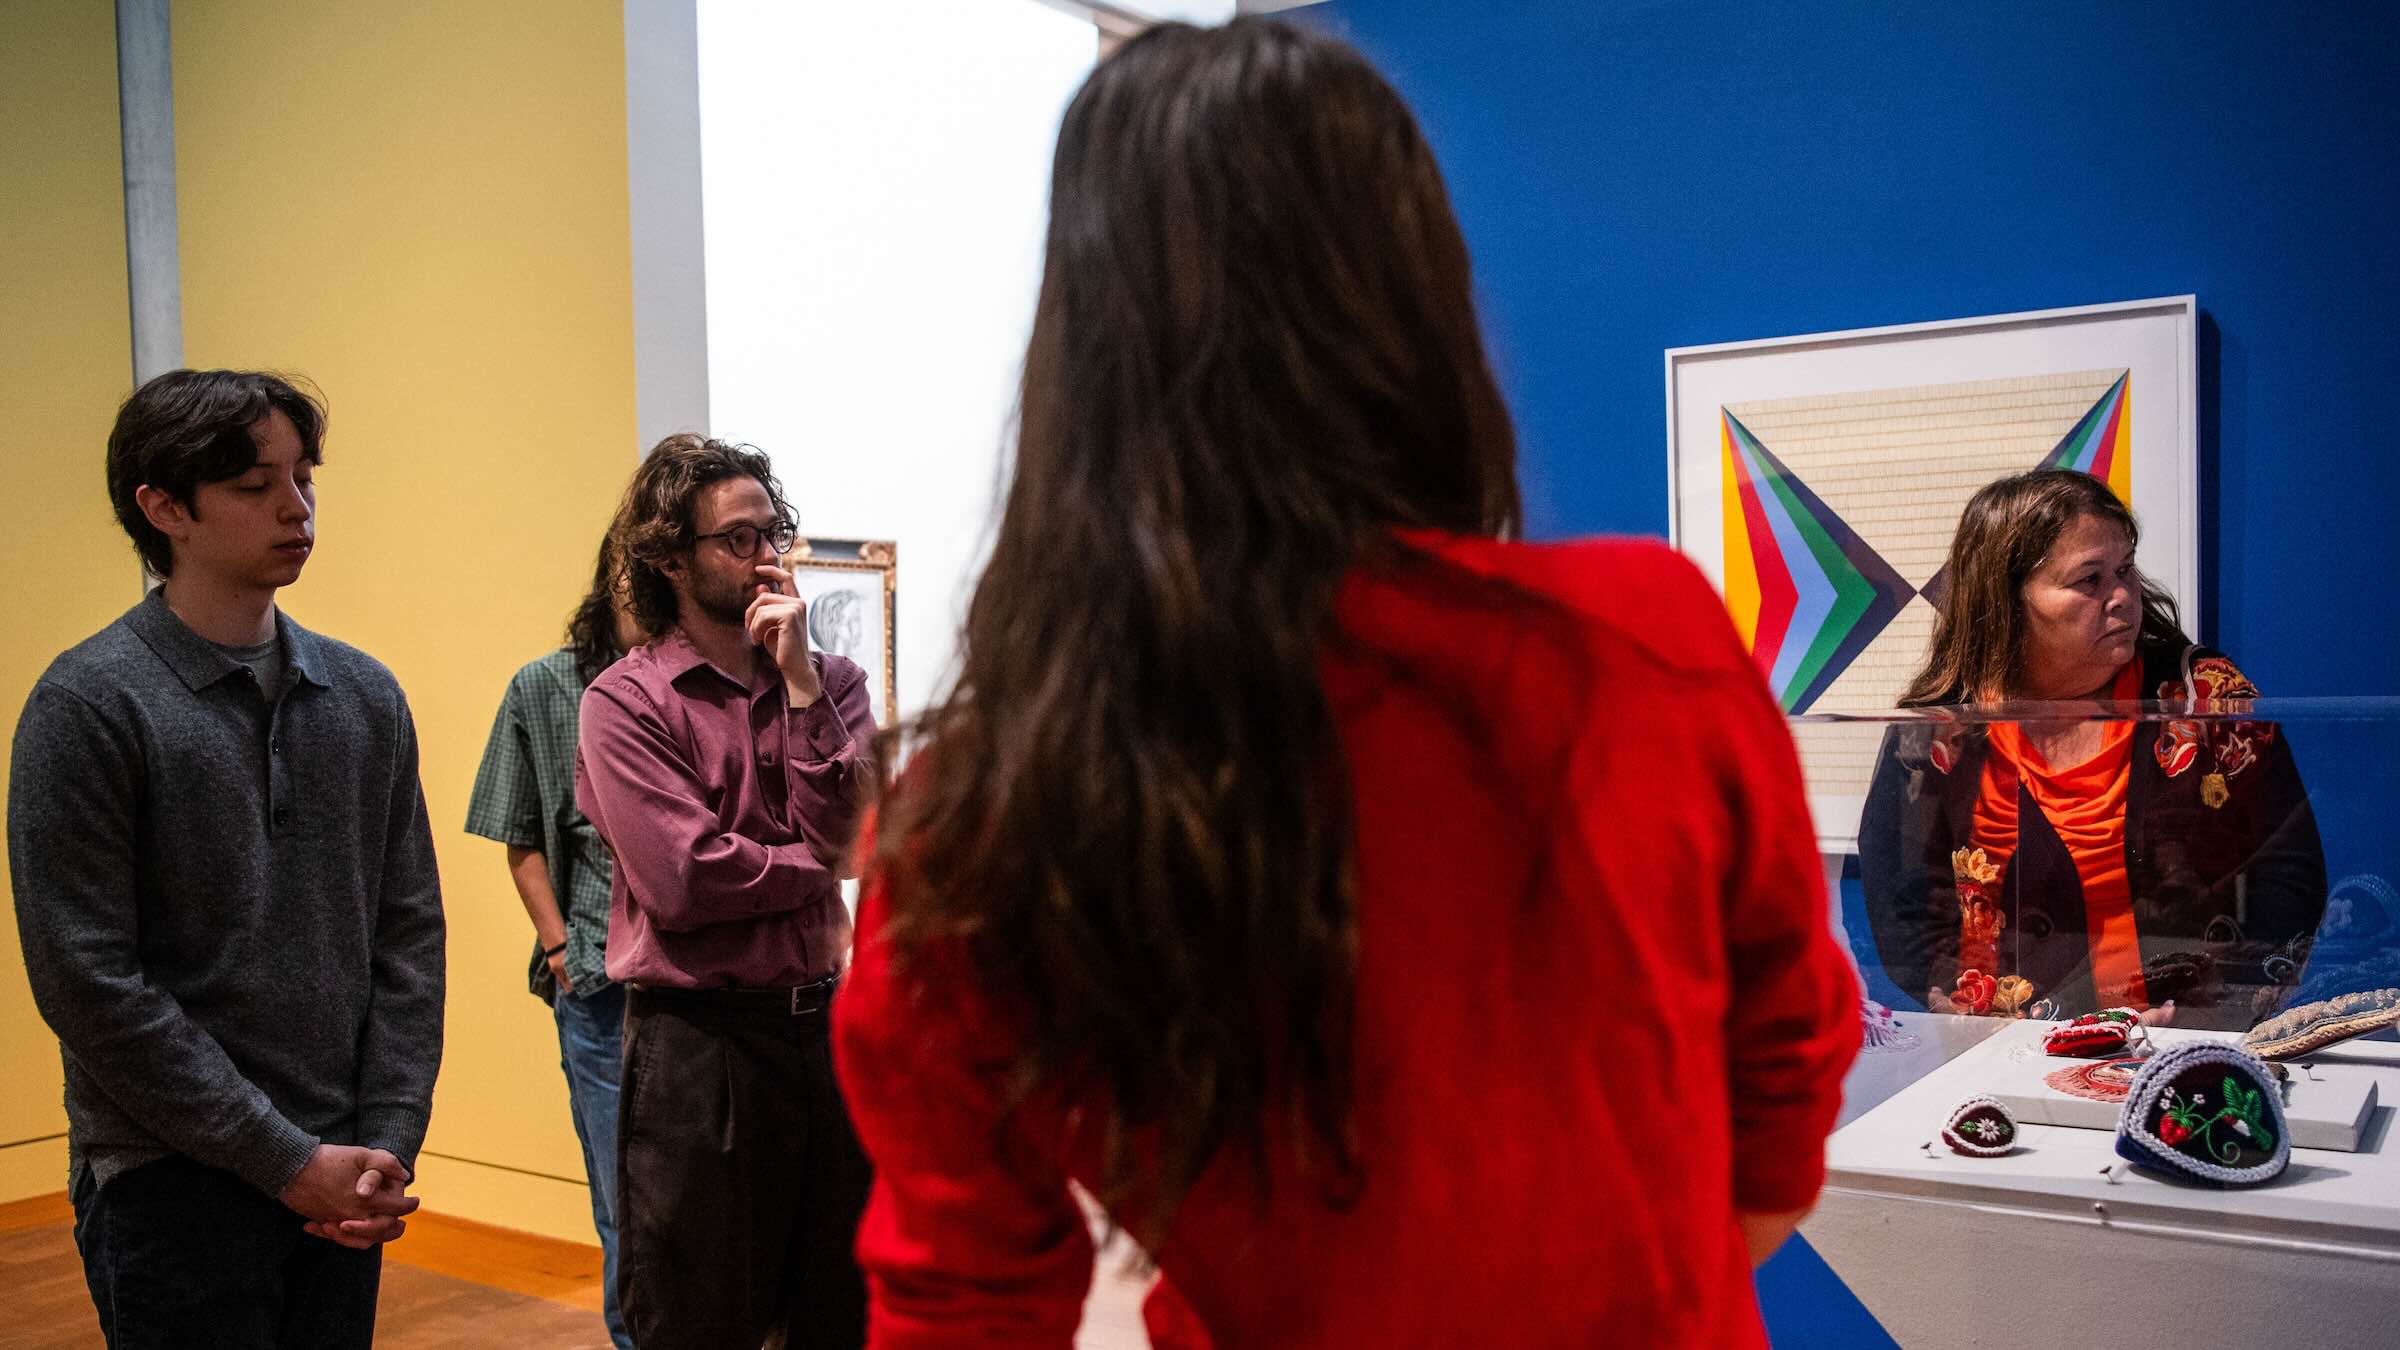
[0,1191,1152,1349]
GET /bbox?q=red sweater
[833,534,1860,1347]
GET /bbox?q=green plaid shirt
[465,648,613,1000]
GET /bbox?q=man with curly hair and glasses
[575,433,877,1350]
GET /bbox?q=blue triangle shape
[1756,1233,1902,1349]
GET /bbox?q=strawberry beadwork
[2113,1040,2291,1187]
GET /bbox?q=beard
[688,569,757,627]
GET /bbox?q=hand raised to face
[745,558,823,707]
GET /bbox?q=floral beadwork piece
[1929,728,1966,776]
[2187,657,2261,703]
[2154,716,2201,777]
[1950,847,2009,977]
[1860,999,1923,1054]
[2114,1041,2291,1187]
[1992,975,2037,1017]
[1941,1096,2019,1157]
[1951,846,2001,890]
[2157,657,2273,793]
[2242,987,2400,1059]
[1953,969,1999,1016]
[2045,1057,2144,1103]
[2043,1007,2143,1057]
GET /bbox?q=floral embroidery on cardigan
[2155,655,2272,789]
[1929,730,1962,775]
[1951,847,2006,980]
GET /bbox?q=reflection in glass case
[1816,697,2396,1037]
[1804,697,2400,1347]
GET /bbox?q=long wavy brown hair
[870,18,1519,1240]
[1902,468,2185,705]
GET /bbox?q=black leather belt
[630,972,839,1016]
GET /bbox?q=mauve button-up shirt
[575,630,875,989]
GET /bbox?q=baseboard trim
[0,1134,69,1205]
[407,1149,599,1248]
[390,1209,604,1308]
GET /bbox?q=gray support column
[624,0,710,457]
[115,0,182,384]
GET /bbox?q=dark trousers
[619,982,873,1350]
[70,1154,381,1350]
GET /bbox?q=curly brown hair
[607,433,793,636]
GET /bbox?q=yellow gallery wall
[0,0,135,1203]
[171,2,637,1240]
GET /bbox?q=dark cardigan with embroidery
[1858,641,2327,1031]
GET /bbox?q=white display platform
[1806,1016,2400,1349]
[1971,1019,2380,1151]
[1837,1011,2011,1128]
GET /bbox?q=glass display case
[1800,697,2400,1347]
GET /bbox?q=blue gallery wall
[1305,0,2400,698]
[1298,3,2398,1344]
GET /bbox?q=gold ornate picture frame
[783,537,898,728]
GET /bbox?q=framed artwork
[784,536,898,728]
[1665,296,2198,850]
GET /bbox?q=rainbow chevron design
[1921,374,2133,612]
[2040,371,2132,498]
[1720,411,1914,713]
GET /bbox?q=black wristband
[543,940,568,958]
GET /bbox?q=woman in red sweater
[832,18,1859,1347]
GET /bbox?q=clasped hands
[280,1143,420,1249]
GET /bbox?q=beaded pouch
[1941,1097,2018,1156]
[2241,988,2400,1060]
[2043,1007,2141,1058]
[2113,1041,2290,1187]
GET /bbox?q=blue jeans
[556,980,634,1350]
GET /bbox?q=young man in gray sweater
[8,369,445,1348]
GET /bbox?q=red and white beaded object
[2043,1007,2144,1058]
[1940,1096,2019,1157]
[2044,1057,2144,1103]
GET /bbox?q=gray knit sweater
[8,590,445,1197]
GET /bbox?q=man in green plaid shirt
[465,543,639,1350]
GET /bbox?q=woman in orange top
[1860,469,2325,1030]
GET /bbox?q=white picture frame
[1664,296,2199,851]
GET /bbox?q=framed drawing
[784,536,898,728]
[1664,296,2198,850]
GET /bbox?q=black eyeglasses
[692,518,798,559]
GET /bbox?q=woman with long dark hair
[832,19,1858,1345]
[1859,468,2324,1029]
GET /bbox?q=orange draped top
[1970,660,2148,1008]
